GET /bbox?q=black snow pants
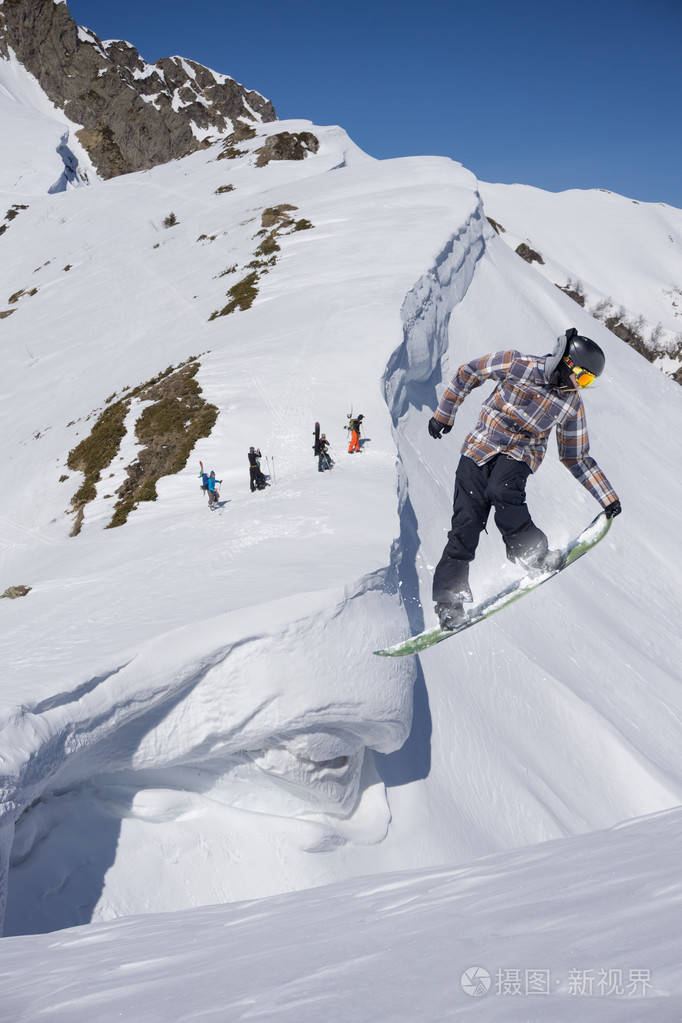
[432,454,548,604]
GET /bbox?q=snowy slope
[1,32,682,1015]
[3,806,682,1021]
[479,180,682,367]
[0,66,488,928]
[0,54,96,193]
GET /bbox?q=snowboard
[374,511,613,657]
[313,422,321,456]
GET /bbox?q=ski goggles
[563,356,596,388]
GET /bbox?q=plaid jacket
[434,350,618,507]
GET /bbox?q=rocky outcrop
[254,131,320,167]
[0,0,277,178]
[515,241,544,265]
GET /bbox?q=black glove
[428,416,452,439]
[604,499,622,519]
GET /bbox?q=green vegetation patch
[6,205,29,222]
[209,271,260,320]
[217,144,248,161]
[1,205,29,238]
[216,121,257,161]
[208,204,315,322]
[108,361,218,528]
[255,234,280,257]
[66,358,217,533]
[67,399,129,534]
[8,287,38,304]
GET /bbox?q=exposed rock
[261,204,298,229]
[515,242,544,265]
[556,283,586,306]
[254,131,320,167]
[1,585,31,599]
[604,316,657,362]
[0,0,277,179]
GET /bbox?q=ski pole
[326,444,343,470]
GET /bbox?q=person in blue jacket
[207,470,222,509]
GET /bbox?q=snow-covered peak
[0,0,276,181]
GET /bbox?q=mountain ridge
[0,0,276,178]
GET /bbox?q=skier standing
[248,447,268,492]
[428,329,621,630]
[207,470,222,509]
[318,433,332,472]
[348,414,364,454]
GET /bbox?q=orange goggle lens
[573,366,596,388]
[563,355,596,388]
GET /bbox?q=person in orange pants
[348,414,364,453]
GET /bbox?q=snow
[0,53,97,193]
[1,43,682,1021]
[3,807,682,1020]
[479,180,682,348]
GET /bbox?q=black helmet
[565,334,605,378]
[547,328,605,389]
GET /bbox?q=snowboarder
[248,447,268,491]
[318,433,332,472]
[348,414,364,453]
[428,329,622,630]
[207,470,222,509]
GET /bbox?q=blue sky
[65,0,681,208]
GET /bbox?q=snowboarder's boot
[516,543,562,575]
[435,601,468,631]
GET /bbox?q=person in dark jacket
[248,447,268,491]
[428,329,621,630]
[318,433,332,472]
